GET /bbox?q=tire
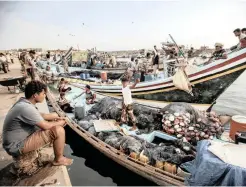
[2,64,7,73]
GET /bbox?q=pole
[168,34,185,58]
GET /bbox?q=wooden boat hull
[99,65,246,104]
[66,49,246,104]
[44,89,184,186]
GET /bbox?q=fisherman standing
[153,45,160,77]
[139,52,151,82]
[120,77,140,131]
[62,56,69,73]
[25,50,36,80]
[10,53,14,63]
[46,51,50,61]
[127,57,136,80]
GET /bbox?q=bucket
[230,115,246,141]
[101,71,107,81]
[80,73,86,80]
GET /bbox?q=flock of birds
[57,21,134,37]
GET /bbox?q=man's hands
[56,119,67,127]
[55,116,68,127]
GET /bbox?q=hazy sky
[0,0,245,51]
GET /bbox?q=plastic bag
[172,67,192,94]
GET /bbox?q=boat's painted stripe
[191,52,246,77]
[71,83,212,107]
[70,53,246,91]
[93,63,246,95]
[64,49,246,91]
[89,60,246,93]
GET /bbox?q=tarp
[181,140,246,186]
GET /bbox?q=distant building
[200,46,209,50]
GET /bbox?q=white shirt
[122,86,133,105]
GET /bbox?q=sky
[0,0,246,51]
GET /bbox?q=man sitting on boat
[61,55,69,73]
[234,28,246,49]
[203,43,227,65]
[73,85,96,104]
[43,65,54,83]
[58,92,74,113]
[2,80,73,166]
[59,80,72,93]
[121,77,140,131]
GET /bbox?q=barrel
[80,73,86,80]
[85,73,90,79]
[101,71,107,81]
[230,115,246,141]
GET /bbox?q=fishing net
[160,103,224,145]
[95,131,194,166]
[88,97,162,133]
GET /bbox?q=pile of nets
[78,98,224,147]
[77,120,195,167]
[88,97,162,132]
[160,103,224,145]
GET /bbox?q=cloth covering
[181,140,246,186]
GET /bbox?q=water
[64,126,156,186]
[213,71,246,116]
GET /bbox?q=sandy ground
[0,59,24,169]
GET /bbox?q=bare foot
[53,156,73,166]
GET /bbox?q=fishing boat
[41,73,237,186]
[43,86,186,186]
[37,47,74,70]
[62,48,246,105]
